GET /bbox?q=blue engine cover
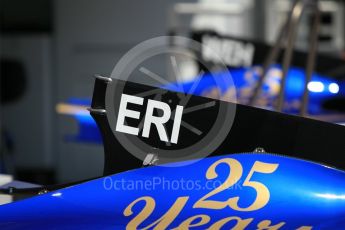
[1,153,345,229]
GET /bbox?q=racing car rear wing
[90,76,345,176]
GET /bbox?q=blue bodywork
[62,98,102,144]
[1,153,345,229]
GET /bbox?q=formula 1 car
[1,77,345,229]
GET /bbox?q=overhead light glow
[329,83,339,94]
[307,81,324,93]
[52,192,62,197]
[316,193,345,200]
[56,103,89,116]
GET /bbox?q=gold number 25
[193,158,279,212]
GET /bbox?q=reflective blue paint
[64,114,102,144]
[61,99,102,144]
[1,153,345,229]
